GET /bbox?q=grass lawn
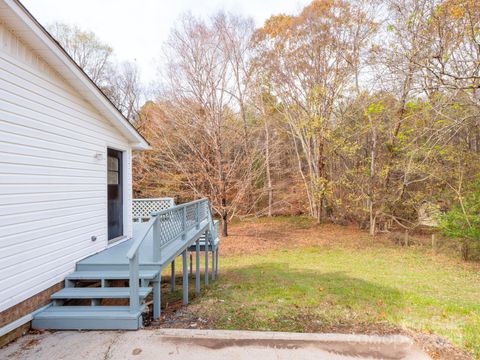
[160,217,480,358]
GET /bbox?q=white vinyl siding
[0,23,133,312]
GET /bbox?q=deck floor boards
[78,220,210,269]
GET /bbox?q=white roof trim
[0,0,150,150]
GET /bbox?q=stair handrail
[126,198,208,259]
[126,198,210,313]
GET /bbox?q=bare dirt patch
[222,218,410,256]
[221,218,480,273]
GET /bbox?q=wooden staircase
[32,269,157,330]
[32,199,219,330]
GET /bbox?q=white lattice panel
[132,198,175,222]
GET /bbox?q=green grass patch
[177,243,480,357]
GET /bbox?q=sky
[22,0,310,85]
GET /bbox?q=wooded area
[51,0,480,245]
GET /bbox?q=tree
[130,0,480,251]
[103,61,144,121]
[253,0,375,222]
[48,22,113,86]
[157,13,258,236]
[48,22,144,121]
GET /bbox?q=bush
[439,181,480,260]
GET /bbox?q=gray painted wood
[182,251,188,305]
[189,252,193,276]
[32,199,220,331]
[171,260,175,292]
[51,287,151,300]
[153,275,161,320]
[195,240,200,295]
[129,253,140,313]
[211,244,216,281]
[215,248,219,278]
[32,306,144,330]
[205,231,209,287]
[66,270,158,281]
[81,220,209,266]
[152,216,161,262]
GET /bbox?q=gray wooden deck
[78,220,209,268]
[33,198,220,330]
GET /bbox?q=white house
[0,0,220,342]
[0,0,149,339]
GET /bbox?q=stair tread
[66,270,158,280]
[40,306,144,312]
[35,306,145,319]
[187,239,219,251]
[51,287,151,299]
[188,237,220,244]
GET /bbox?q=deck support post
[215,247,219,278]
[189,252,193,276]
[204,232,209,286]
[182,250,188,305]
[195,239,200,295]
[170,260,175,292]
[153,274,161,320]
[211,243,216,281]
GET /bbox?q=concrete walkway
[0,329,430,360]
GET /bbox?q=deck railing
[132,198,175,222]
[126,198,212,313]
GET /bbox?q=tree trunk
[317,140,326,223]
[368,114,377,236]
[222,209,228,237]
[369,211,376,236]
[264,119,273,217]
[316,200,322,224]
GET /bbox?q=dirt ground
[221,219,387,255]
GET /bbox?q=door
[107,148,123,240]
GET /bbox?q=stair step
[32,306,145,330]
[66,270,158,281]
[187,237,219,251]
[51,287,152,300]
[36,305,145,312]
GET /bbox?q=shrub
[438,181,480,260]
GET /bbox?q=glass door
[107,148,123,240]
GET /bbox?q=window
[108,155,119,185]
